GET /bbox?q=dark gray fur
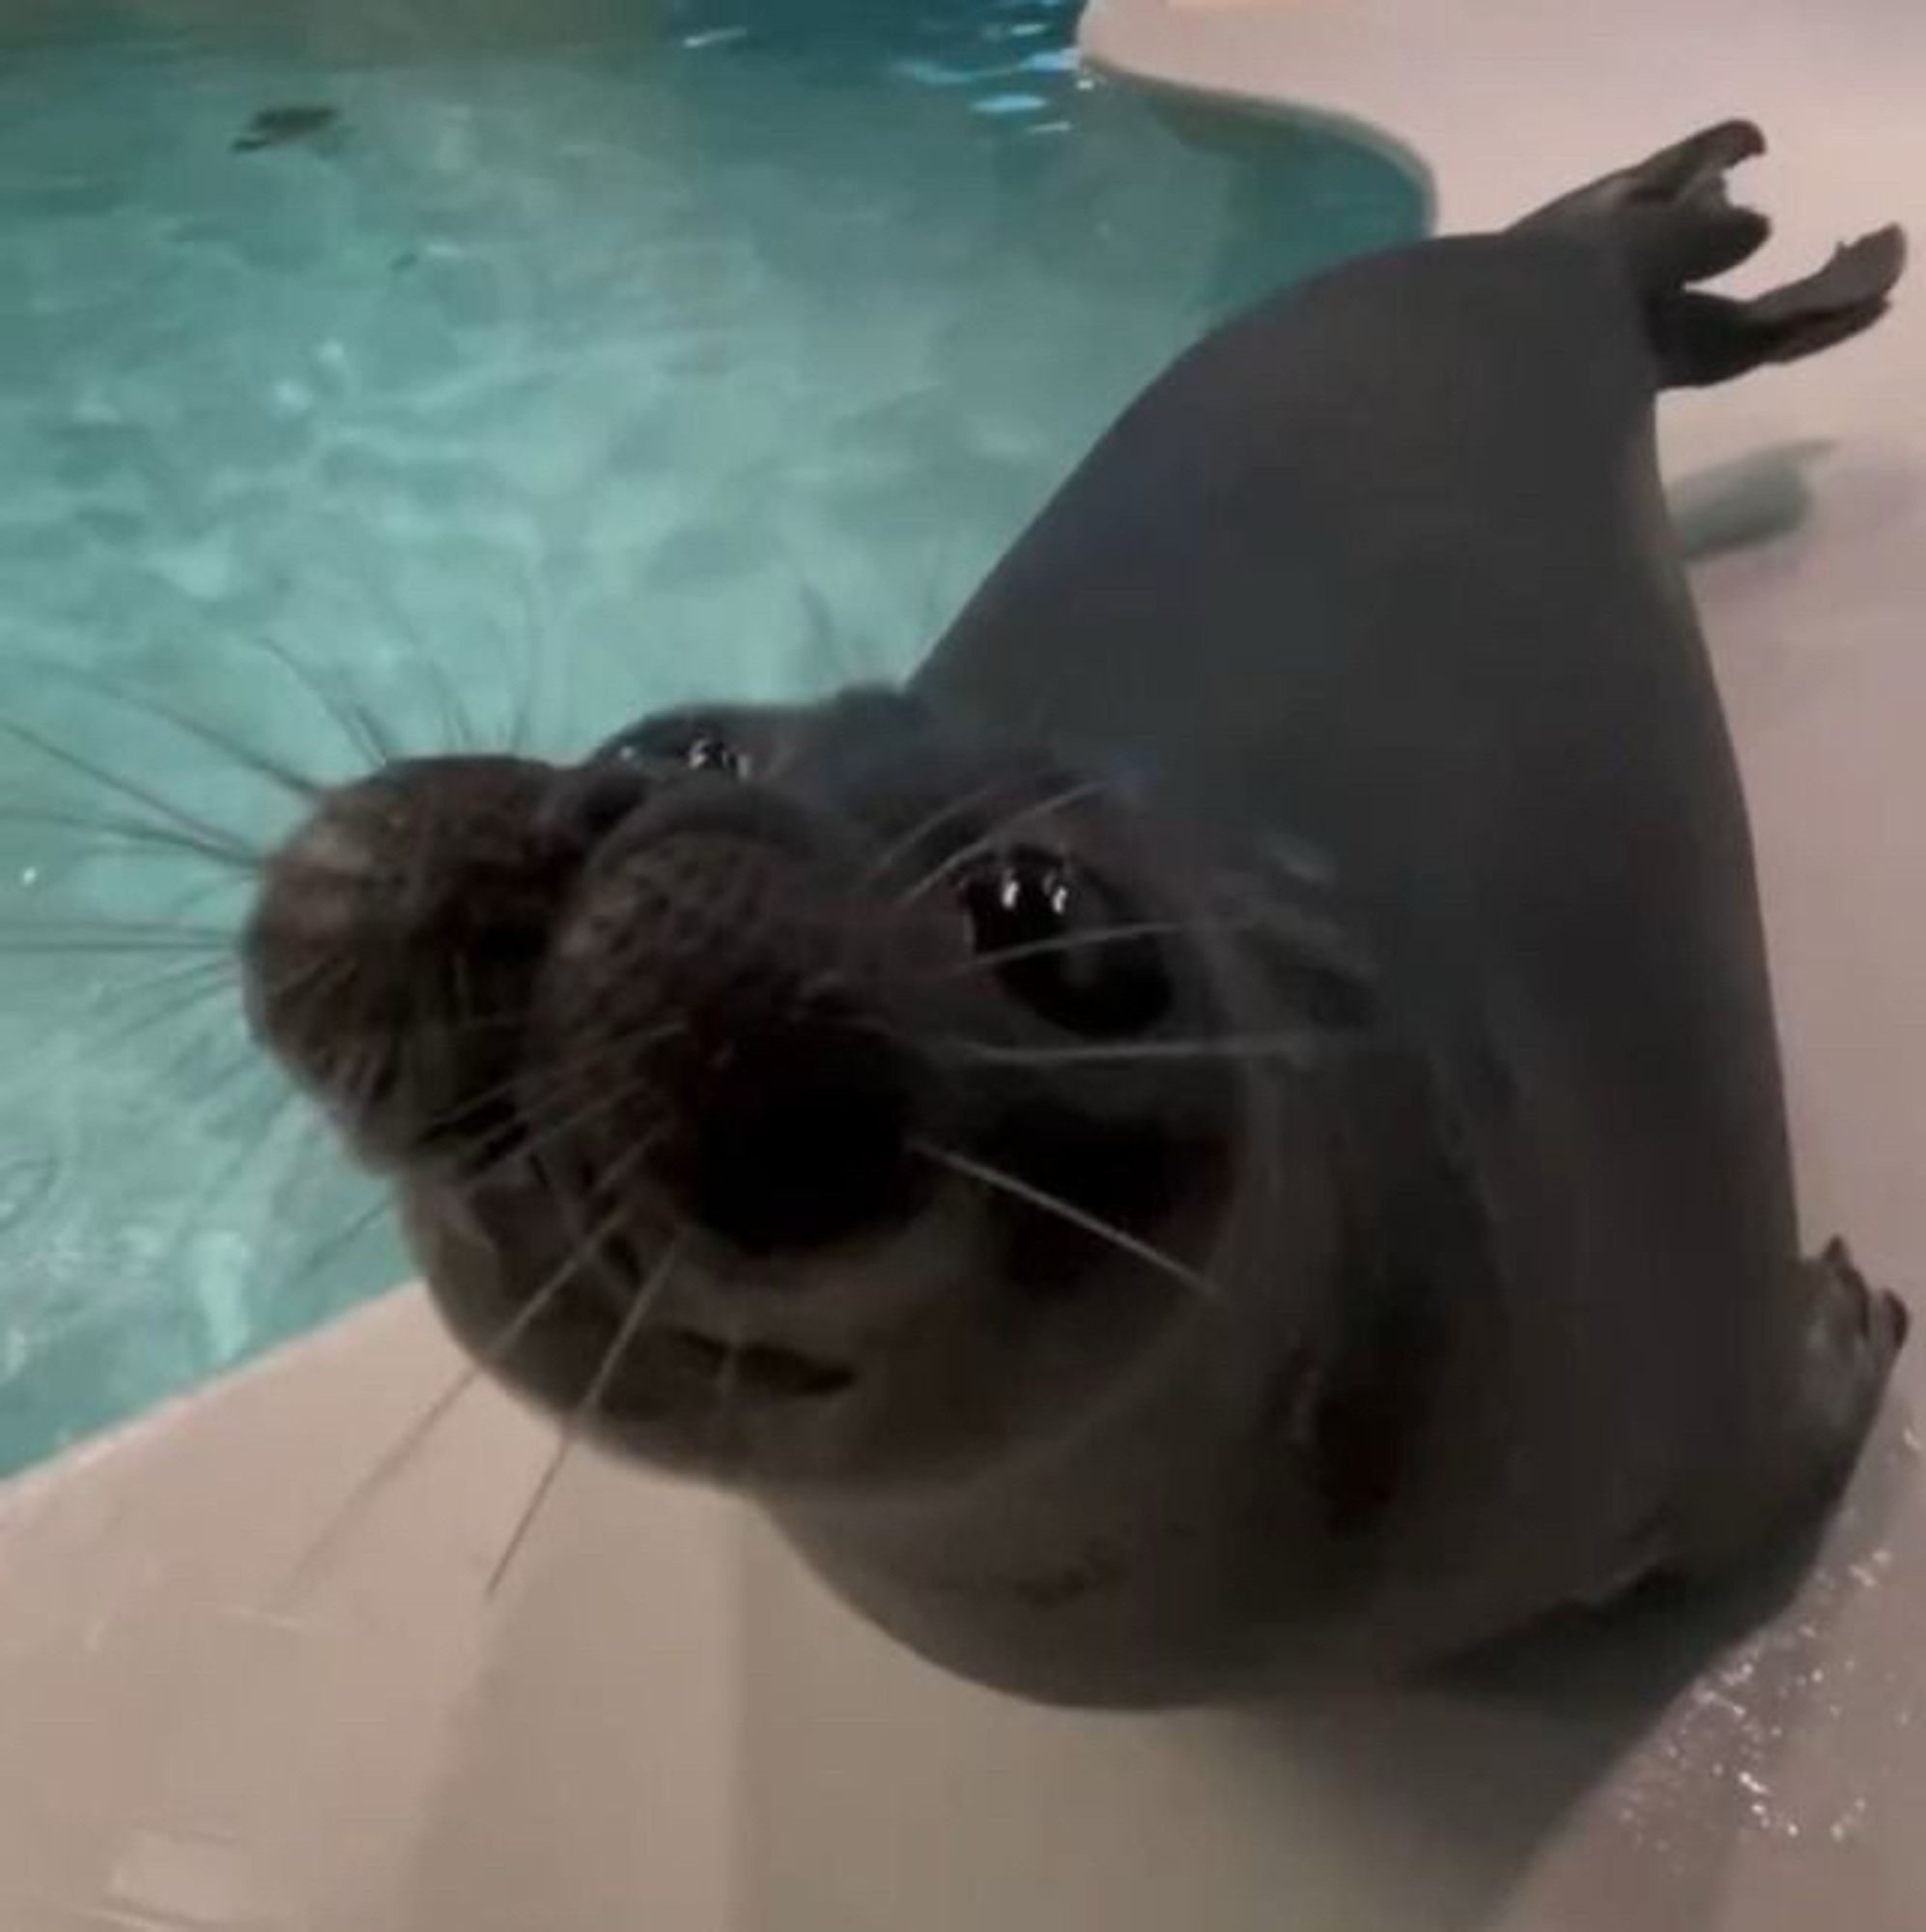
[778,121,1908,1697]
[246,123,1908,1707]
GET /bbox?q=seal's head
[242,690,1299,1495]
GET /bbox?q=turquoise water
[0,0,1423,1474]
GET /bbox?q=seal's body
[246,125,1907,1706]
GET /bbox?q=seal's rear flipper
[1660,227,1906,386]
[1517,121,1906,387]
[1515,119,1773,288]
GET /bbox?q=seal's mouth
[662,1326,856,1401]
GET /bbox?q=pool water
[0,0,1423,1475]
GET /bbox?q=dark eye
[958,846,1172,1038]
[605,725,750,778]
[681,733,748,777]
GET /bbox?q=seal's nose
[533,805,931,1256]
[671,1000,923,1253]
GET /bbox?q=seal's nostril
[669,1011,926,1254]
[531,810,932,1254]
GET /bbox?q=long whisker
[272,1200,635,1605]
[203,1048,304,1145]
[276,1188,393,1307]
[171,1075,303,1256]
[251,632,392,768]
[393,605,479,755]
[25,661,323,802]
[707,1304,750,1455]
[861,770,1026,893]
[931,914,1262,982]
[417,1021,690,1184]
[897,778,1107,906]
[149,980,250,1090]
[913,1137,1223,1304]
[507,565,542,755]
[0,802,263,873]
[0,720,265,867]
[486,1229,687,1598]
[172,1013,284,1122]
[85,953,237,1027]
[940,1032,1341,1070]
[0,957,237,1109]
[0,926,236,955]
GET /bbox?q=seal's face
[242,689,1243,1493]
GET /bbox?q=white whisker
[27,660,322,802]
[942,1031,1338,1069]
[0,718,264,867]
[861,770,1024,891]
[0,801,261,872]
[913,1137,1223,1303]
[934,914,1261,981]
[897,777,1106,906]
[272,1188,645,1607]
[250,631,389,769]
[487,1230,687,1598]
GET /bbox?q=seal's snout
[242,754,571,1161]
[535,807,932,1257]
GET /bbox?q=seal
[243,122,1908,1708]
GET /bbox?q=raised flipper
[1515,119,1906,387]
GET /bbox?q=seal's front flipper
[1691,1238,1909,1578]
[1792,1237,1910,1497]
[1662,227,1907,386]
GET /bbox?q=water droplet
[1739,1770,1770,1797]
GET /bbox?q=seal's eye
[959,846,1172,1038]
[603,724,751,779]
[681,733,748,778]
